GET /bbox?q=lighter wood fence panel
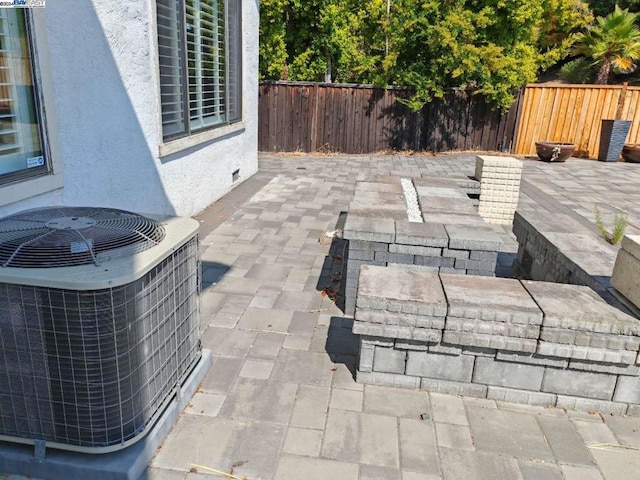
[514,84,640,158]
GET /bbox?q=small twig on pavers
[587,443,640,451]
[189,463,248,480]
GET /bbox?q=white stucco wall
[0,0,258,217]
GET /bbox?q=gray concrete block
[414,255,448,267]
[445,224,503,251]
[359,341,375,372]
[395,339,431,351]
[356,309,445,329]
[395,221,448,247]
[390,244,442,256]
[348,249,375,261]
[411,328,443,343]
[473,356,545,391]
[439,267,465,275]
[344,215,395,243]
[405,351,475,382]
[353,321,385,338]
[443,248,470,259]
[569,359,640,376]
[466,269,496,277]
[496,351,568,368]
[555,395,628,415]
[445,317,540,339]
[356,370,421,389]
[542,368,617,400]
[454,259,496,271]
[470,250,499,262]
[357,265,447,314]
[613,375,640,403]
[522,280,640,335]
[536,342,637,364]
[420,378,488,398]
[443,331,537,353]
[487,386,556,406]
[373,346,406,374]
[441,274,543,325]
[429,343,463,356]
[361,336,395,347]
[349,240,389,251]
[461,346,497,357]
[375,251,415,264]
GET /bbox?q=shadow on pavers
[200,261,231,289]
[325,316,359,379]
[315,212,349,313]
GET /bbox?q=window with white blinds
[0,10,46,183]
[157,0,242,140]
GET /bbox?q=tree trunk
[596,57,612,84]
[324,56,332,83]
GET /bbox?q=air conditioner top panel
[0,214,199,290]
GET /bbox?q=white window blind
[157,0,242,140]
[0,9,45,182]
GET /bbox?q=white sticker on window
[26,156,44,168]
[70,240,92,254]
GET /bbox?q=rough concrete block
[420,378,488,398]
[445,224,503,251]
[361,336,395,347]
[414,255,446,267]
[613,375,640,403]
[445,317,540,339]
[568,359,640,376]
[441,274,543,325]
[429,343,463,356]
[375,251,415,264]
[540,328,640,351]
[390,244,442,256]
[439,267,465,275]
[395,221,449,247]
[348,249,375,261]
[536,342,637,364]
[611,249,640,311]
[542,369,617,400]
[405,351,475,382]
[443,331,537,353]
[496,351,568,368]
[355,309,445,329]
[473,356,545,391]
[522,280,640,335]
[461,346,497,357]
[344,215,395,243]
[373,346,406,374]
[411,328,443,343]
[487,386,556,406]
[356,370,421,389]
[353,321,385,337]
[555,395,628,415]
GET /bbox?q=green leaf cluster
[259,0,592,110]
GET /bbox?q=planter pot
[622,144,640,163]
[535,141,576,162]
[598,119,631,162]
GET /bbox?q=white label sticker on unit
[26,156,45,168]
[70,240,93,254]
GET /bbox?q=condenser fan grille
[0,207,165,268]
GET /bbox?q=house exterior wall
[0,0,259,217]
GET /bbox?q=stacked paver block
[354,265,640,414]
[611,235,640,311]
[512,210,618,292]
[344,175,502,315]
[474,155,523,225]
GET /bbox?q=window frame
[157,0,243,144]
[0,9,51,187]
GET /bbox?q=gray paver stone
[357,370,421,389]
[445,224,503,251]
[374,346,407,374]
[395,221,448,247]
[556,395,628,415]
[420,378,488,398]
[496,351,568,368]
[443,331,537,353]
[613,374,640,403]
[535,415,594,466]
[542,368,617,400]
[486,386,555,406]
[569,359,640,376]
[390,244,442,256]
[536,342,637,364]
[399,418,440,475]
[344,215,395,243]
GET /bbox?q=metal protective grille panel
[0,236,200,448]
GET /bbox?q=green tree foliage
[573,5,640,84]
[586,0,640,17]
[259,0,592,110]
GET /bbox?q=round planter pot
[622,144,640,163]
[535,141,576,162]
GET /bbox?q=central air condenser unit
[0,207,201,452]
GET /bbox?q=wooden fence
[258,81,522,154]
[514,84,640,158]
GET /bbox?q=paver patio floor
[144,153,640,480]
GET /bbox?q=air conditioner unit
[0,207,201,453]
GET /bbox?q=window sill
[159,122,245,158]
[0,172,64,207]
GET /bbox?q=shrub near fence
[258,81,522,154]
